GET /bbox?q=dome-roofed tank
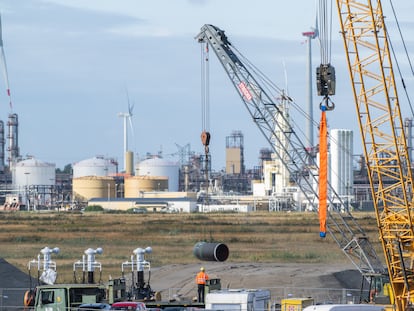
[73,155,117,178]
[136,156,179,191]
[14,157,56,187]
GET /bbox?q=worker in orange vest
[196,267,209,303]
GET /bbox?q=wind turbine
[302,15,318,152]
[118,90,135,173]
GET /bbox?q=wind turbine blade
[129,102,134,116]
[128,115,135,140]
[0,13,12,110]
[125,87,134,116]
[0,14,3,46]
[313,9,319,37]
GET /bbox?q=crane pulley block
[201,131,211,147]
[316,64,336,96]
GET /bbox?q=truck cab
[34,284,108,311]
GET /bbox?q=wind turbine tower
[302,28,318,154]
[118,100,134,175]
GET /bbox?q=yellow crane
[335,1,414,310]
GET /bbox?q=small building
[88,197,197,213]
[198,203,253,213]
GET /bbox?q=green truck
[26,278,221,311]
[26,278,125,311]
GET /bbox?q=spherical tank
[73,156,117,178]
[72,176,116,201]
[136,157,179,191]
[124,176,168,198]
[330,129,353,196]
[14,157,56,187]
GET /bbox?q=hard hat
[200,267,205,271]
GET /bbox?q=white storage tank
[330,129,353,197]
[73,156,117,178]
[136,157,179,191]
[14,157,56,187]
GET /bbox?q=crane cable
[233,45,323,139]
[200,43,210,134]
[317,0,332,66]
[200,42,211,203]
[389,0,414,77]
[317,0,334,238]
[386,0,414,118]
[227,29,350,213]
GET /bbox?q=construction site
[0,0,413,310]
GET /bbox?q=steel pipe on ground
[193,242,229,262]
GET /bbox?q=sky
[0,0,412,171]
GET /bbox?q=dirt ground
[0,258,364,307]
[147,262,362,303]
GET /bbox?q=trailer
[205,289,271,311]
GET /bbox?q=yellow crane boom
[336,0,414,309]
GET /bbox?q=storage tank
[14,157,56,187]
[124,176,168,197]
[330,129,353,197]
[136,157,179,191]
[73,176,116,201]
[73,156,117,178]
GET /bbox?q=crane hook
[319,95,335,111]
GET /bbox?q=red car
[111,302,147,311]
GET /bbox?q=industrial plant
[0,0,413,308]
[0,19,410,216]
[0,113,406,213]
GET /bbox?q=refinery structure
[1,1,414,309]
[0,118,406,213]
[0,21,411,214]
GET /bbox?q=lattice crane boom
[195,24,384,278]
[336,1,414,309]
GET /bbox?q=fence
[0,286,370,311]
[160,286,369,306]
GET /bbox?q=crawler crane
[335,0,414,310]
[196,24,384,290]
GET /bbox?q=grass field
[0,211,381,283]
